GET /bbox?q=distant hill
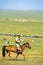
[0,10,43,20]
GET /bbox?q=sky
[0,0,43,10]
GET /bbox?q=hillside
[0,10,43,20]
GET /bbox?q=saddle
[16,48,22,54]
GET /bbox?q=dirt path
[0,52,43,60]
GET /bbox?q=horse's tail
[2,46,6,57]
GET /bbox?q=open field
[0,10,43,65]
[0,10,43,20]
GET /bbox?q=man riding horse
[15,34,23,52]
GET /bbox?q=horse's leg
[21,53,25,60]
[15,54,19,60]
[8,52,12,59]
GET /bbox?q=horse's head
[24,42,31,49]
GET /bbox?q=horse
[2,42,31,60]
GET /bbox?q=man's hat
[17,34,22,37]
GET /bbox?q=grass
[0,21,43,65]
[0,20,43,35]
[0,10,43,20]
[0,57,43,65]
[0,10,43,65]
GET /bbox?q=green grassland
[0,10,43,20]
[0,10,43,65]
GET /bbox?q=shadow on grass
[8,58,26,61]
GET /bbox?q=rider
[15,34,23,52]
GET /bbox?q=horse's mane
[21,42,29,46]
[23,43,25,45]
[20,43,25,47]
